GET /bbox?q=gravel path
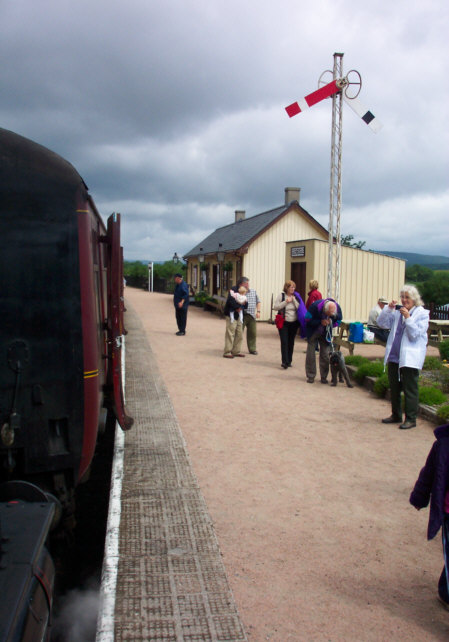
[125,287,448,641]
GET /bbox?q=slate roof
[184,201,326,258]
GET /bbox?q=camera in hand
[395,304,402,310]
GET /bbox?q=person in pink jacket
[305,279,322,309]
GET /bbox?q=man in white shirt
[368,297,389,342]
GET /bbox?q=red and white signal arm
[285,79,382,133]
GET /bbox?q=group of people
[175,275,431,430]
[173,273,449,610]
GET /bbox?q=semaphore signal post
[285,52,382,302]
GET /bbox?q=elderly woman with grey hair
[377,284,429,430]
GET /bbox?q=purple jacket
[409,423,449,540]
[304,298,342,340]
[294,291,307,338]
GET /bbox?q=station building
[183,187,405,322]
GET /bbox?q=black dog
[330,350,353,388]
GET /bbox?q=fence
[124,275,175,293]
[427,303,449,320]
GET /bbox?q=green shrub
[194,290,210,306]
[345,355,369,367]
[418,386,447,406]
[436,404,449,422]
[373,373,390,398]
[438,369,449,394]
[439,340,449,362]
[353,360,384,383]
[423,356,443,371]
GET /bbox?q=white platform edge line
[95,337,126,642]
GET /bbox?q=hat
[175,273,183,278]
[378,297,388,304]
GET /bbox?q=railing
[427,303,449,320]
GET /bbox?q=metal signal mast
[285,52,382,301]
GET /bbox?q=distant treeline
[405,264,449,307]
[124,260,186,291]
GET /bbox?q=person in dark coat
[173,273,189,335]
[409,423,449,608]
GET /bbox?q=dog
[330,350,353,388]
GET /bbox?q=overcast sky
[1,0,448,260]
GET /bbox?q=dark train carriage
[0,128,131,515]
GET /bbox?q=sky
[1,0,448,261]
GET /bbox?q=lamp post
[172,252,180,264]
[148,262,153,292]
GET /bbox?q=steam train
[0,128,133,640]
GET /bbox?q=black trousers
[278,320,298,366]
[175,306,188,332]
[387,362,419,421]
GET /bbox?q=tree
[340,234,366,249]
[405,264,433,283]
[153,260,186,280]
[123,261,147,278]
[420,272,449,307]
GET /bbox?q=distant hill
[378,251,449,270]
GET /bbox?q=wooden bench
[204,295,226,316]
[335,319,449,354]
[333,321,366,355]
[428,320,449,348]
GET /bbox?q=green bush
[439,340,449,362]
[438,369,449,394]
[353,360,384,383]
[373,373,390,398]
[436,404,449,422]
[422,356,443,371]
[418,386,447,406]
[194,290,210,306]
[345,355,369,367]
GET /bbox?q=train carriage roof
[0,127,88,204]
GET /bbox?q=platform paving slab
[114,306,247,641]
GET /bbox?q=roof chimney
[285,187,300,205]
[235,210,246,222]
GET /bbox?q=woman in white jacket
[377,284,429,430]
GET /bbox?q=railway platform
[96,304,246,641]
[97,289,449,642]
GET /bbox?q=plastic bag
[363,328,375,343]
[348,322,364,343]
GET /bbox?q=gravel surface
[125,287,448,641]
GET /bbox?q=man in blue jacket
[173,273,189,336]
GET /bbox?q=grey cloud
[0,0,447,260]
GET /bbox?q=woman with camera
[377,285,429,430]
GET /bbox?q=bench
[333,321,366,355]
[428,320,449,348]
[335,319,449,354]
[204,295,226,316]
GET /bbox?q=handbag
[275,313,284,329]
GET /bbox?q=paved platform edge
[113,301,248,641]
